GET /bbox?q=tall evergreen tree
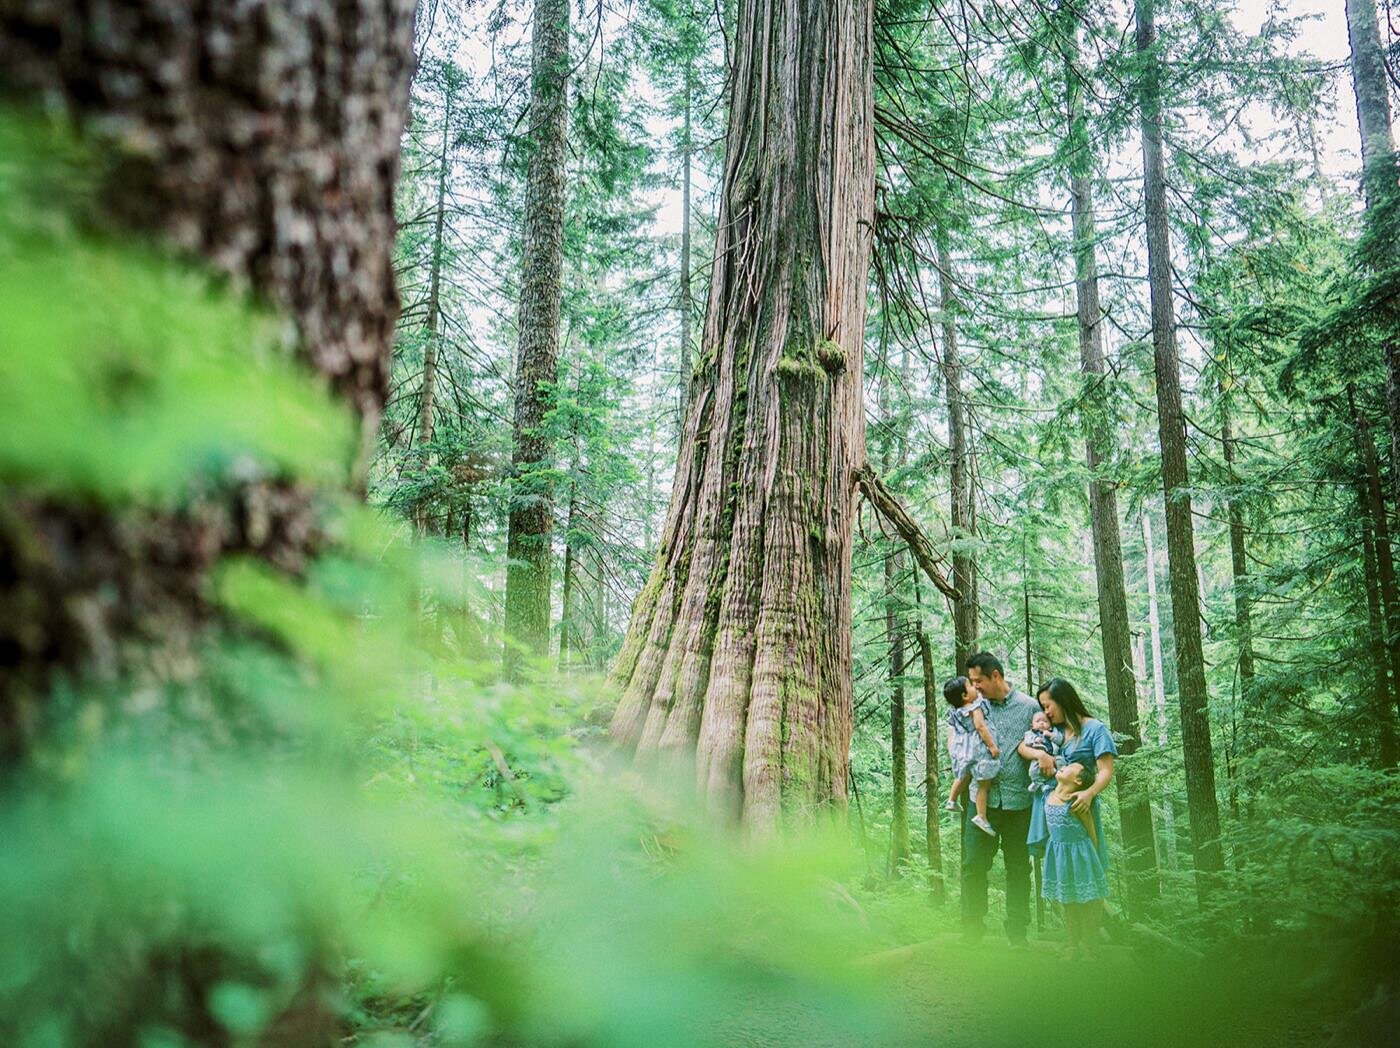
[503,0,571,679]
[1062,3,1158,907]
[1136,0,1224,894]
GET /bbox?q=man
[961,652,1041,945]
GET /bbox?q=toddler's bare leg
[974,780,991,820]
[948,773,968,805]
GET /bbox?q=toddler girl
[942,676,1000,836]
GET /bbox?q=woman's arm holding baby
[1069,754,1114,814]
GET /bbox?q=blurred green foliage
[1,60,1395,1046]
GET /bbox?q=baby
[1023,710,1065,794]
[943,676,1000,836]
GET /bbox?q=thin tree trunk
[1351,386,1400,765]
[1023,579,1033,688]
[880,361,909,872]
[1143,508,1178,870]
[938,233,978,671]
[559,362,585,669]
[503,0,570,679]
[593,545,609,669]
[1346,0,1400,492]
[915,611,944,902]
[415,80,454,535]
[608,0,877,831]
[1066,20,1159,904]
[559,487,579,668]
[1137,0,1224,896]
[1219,382,1260,742]
[886,550,909,872]
[1357,474,1397,763]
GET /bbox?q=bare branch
[855,466,959,600]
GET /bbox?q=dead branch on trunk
[855,466,959,600]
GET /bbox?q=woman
[1026,677,1117,951]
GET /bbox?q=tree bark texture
[0,0,416,755]
[503,0,570,679]
[1137,0,1224,892]
[1346,0,1400,490]
[1065,23,1158,905]
[608,0,876,831]
[937,235,978,671]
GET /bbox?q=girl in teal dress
[1027,677,1118,953]
[1042,761,1110,948]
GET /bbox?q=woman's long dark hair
[1037,677,1093,735]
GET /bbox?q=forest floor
[713,930,1339,1048]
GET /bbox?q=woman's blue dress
[1027,717,1117,874]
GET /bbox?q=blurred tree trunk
[1065,13,1158,907]
[1137,0,1224,898]
[938,233,978,671]
[1346,0,1400,491]
[503,0,570,680]
[608,0,877,831]
[0,0,416,757]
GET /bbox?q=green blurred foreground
[0,115,1395,1048]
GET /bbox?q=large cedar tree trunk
[1137,0,1224,894]
[503,0,570,679]
[0,0,416,754]
[1065,17,1159,906]
[608,0,876,830]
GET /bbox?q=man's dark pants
[960,802,1032,943]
